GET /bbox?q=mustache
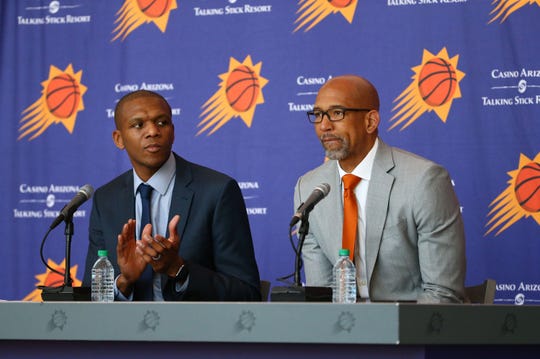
[320,133,343,141]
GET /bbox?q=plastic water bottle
[332,248,357,303]
[91,249,114,302]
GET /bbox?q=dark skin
[112,92,184,297]
[314,75,381,172]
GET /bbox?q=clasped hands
[116,214,184,296]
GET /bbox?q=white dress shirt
[115,153,176,301]
[337,138,379,299]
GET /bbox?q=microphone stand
[63,219,74,287]
[271,212,332,302]
[41,216,90,301]
[294,212,310,286]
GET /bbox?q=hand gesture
[116,219,148,293]
[136,215,183,276]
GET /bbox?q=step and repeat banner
[1,0,539,304]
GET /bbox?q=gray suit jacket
[294,139,466,303]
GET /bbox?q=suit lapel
[160,155,194,291]
[313,161,343,263]
[365,140,395,282]
[168,154,194,238]
[119,172,135,223]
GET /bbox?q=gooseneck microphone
[49,184,94,229]
[290,183,330,226]
[270,183,334,301]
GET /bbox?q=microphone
[49,184,94,229]
[290,183,330,226]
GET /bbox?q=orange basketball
[137,0,171,18]
[418,57,457,107]
[226,65,260,112]
[46,74,81,118]
[328,0,354,8]
[514,162,540,212]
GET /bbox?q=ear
[112,130,124,150]
[365,110,380,134]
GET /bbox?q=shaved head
[114,90,171,129]
[320,75,380,111]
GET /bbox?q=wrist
[167,258,185,278]
[116,273,134,297]
[168,259,188,285]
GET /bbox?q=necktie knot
[342,174,361,191]
[138,183,153,200]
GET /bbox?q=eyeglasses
[306,108,372,124]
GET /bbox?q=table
[1,302,539,358]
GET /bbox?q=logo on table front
[23,258,82,302]
[112,0,178,41]
[485,153,540,236]
[294,0,358,33]
[389,47,465,131]
[18,64,87,141]
[489,0,540,24]
[197,55,268,136]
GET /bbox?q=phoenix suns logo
[19,64,87,141]
[389,48,465,131]
[23,259,82,301]
[197,55,268,136]
[485,153,540,236]
[489,0,540,23]
[112,0,178,41]
[294,0,357,33]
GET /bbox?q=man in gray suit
[294,75,466,303]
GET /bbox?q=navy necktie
[138,183,153,239]
[134,183,153,301]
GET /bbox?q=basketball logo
[19,64,86,141]
[514,162,540,212]
[112,0,178,41]
[294,0,358,32]
[44,271,66,287]
[418,57,457,107]
[389,48,464,131]
[226,65,260,112]
[486,153,540,236]
[328,0,353,8]
[45,74,81,119]
[137,0,171,18]
[198,55,268,135]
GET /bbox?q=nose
[145,122,160,137]
[318,114,333,131]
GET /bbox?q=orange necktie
[342,174,361,261]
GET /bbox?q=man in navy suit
[82,90,260,301]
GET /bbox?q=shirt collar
[338,138,379,182]
[133,153,176,196]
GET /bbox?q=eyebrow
[312,105,348,110]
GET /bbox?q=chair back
[465,279,496,304]
[260,280,271,302]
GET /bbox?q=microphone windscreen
[80,184,94,199]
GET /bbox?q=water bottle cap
[339,248,350,256]
[98,249,108,257]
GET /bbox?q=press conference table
[1,301,539,358]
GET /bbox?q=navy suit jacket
[83,153,261,301]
